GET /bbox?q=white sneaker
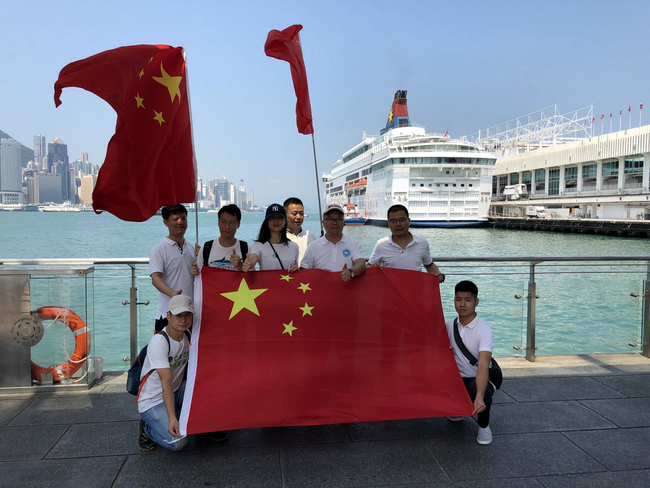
[447,417,464,422]
[477,425,492,445]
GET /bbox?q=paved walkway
[1,354,649,488]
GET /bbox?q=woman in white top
[242,203,299,271]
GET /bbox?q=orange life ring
[30,307,90,383]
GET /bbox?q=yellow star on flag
[153,62,182,103]
[282,320,297,337]
[280,274,293,282]
[221,278,268,319]
[388,109,393,122]
[153,110,165,126]
[138,69,144,80]
[135,93,145,109]
[299,303,314,317]
[297,282,311,294]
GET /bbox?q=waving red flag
[264,24,314,135]
[54,45,196,221]
[180,267,473,435]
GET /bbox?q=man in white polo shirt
[149,204,199,332]
[301,204,366,281]
[284,197,316,266]
[368,204,444,281]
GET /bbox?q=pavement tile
[281,439,448,487]
[112,446,282,487]
[426,432,605,481]
[501,376,625,402]
[369,479,543,488]
[0,456,125,488]
[224,424,350,448]
[579,397,650,427]
[491,390,516,404]
[563,428,650,471]
[46,421,141,458]
[490,401,616,434]
[592,373,650,398]
[0,424,69,461]
[0,398,33,426]
[8,390,138,426]
[346,417,477,442]
[539,469,650,488]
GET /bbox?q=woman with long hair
[242,204,299,271]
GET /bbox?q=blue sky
[1,0,649,208]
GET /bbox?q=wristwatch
[349,269,355,278]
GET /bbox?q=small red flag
[629,105,632,112]
[641,104,644,110]
[264,24,314,135]
[591,117,595,123]
[583,120,587,125]
[180,267,473,434]
[54,45,195,222]
[610,112,612,117]
[601,114,604,119]
[620,109,623,115]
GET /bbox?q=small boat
[344,202,366,226]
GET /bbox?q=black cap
[265,203,286,219]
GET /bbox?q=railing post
[526,262,537,362]
[642,261,650,358]
[129,265,138,363]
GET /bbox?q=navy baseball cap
[265,203,286,219]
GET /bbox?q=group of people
[136,198,496,451]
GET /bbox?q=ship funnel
[380,90,410,135]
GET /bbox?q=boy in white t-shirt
[445,280,495,445]
[195,204,248,271]
[137,295,192,451]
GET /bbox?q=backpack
[126,329,191,399]
[203,239,248,266]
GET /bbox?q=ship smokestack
[381,90,411,135]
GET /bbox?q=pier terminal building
[481,106,650,221]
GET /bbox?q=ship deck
[1,354,649,487]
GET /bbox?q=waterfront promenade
[1,354,649,488]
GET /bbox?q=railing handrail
[1,255,649,266]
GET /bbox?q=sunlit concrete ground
[1,354,649,488]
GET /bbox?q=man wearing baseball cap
[137,294,193,451]
[301,204,366,281]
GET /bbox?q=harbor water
[1,210,648,372]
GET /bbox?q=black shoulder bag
[453,318,502,389]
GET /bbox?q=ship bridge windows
[345,172,360,182]
[343,144,371,164]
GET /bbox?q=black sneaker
[137,419,155,451]
[198,431,229,442]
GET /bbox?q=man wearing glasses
[368,204,444,281]
[301,204,366,282]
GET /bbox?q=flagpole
[182,47,200,247]
[640,105,643,127]
[311,133,324,236]
[619,110,622,132]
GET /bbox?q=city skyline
[1,0,649,208]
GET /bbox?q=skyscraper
[0,138,23,204]
[47,137,71,202]
[34,134,46,172]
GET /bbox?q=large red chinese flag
[54,45,195,222]
[264,24,314,135]
[180,267,473,435]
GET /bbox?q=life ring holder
[30,306,90,384]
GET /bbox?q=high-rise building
[34,134,46,172]
[0,138,22,204]
[47,137,72,202]
[79,175,97,204]
[81,152,88,163]
[33,173,63,204]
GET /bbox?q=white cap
[168,295,194,315]
[322,204,344,217]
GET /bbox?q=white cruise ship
[323,91,497,227]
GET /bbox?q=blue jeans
[140,380,188,451]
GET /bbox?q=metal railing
[1,256,649,364]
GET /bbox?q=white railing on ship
[1,256,648,364]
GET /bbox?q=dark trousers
[462,376,494,428]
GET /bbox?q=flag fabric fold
[180,267,474,435]
[264,24,314,135]
[54,44,195,221]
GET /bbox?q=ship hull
[366,219,488,228]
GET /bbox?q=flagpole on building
[182,47,200,246]
[619,109,622,132]
[640,104,643,127]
